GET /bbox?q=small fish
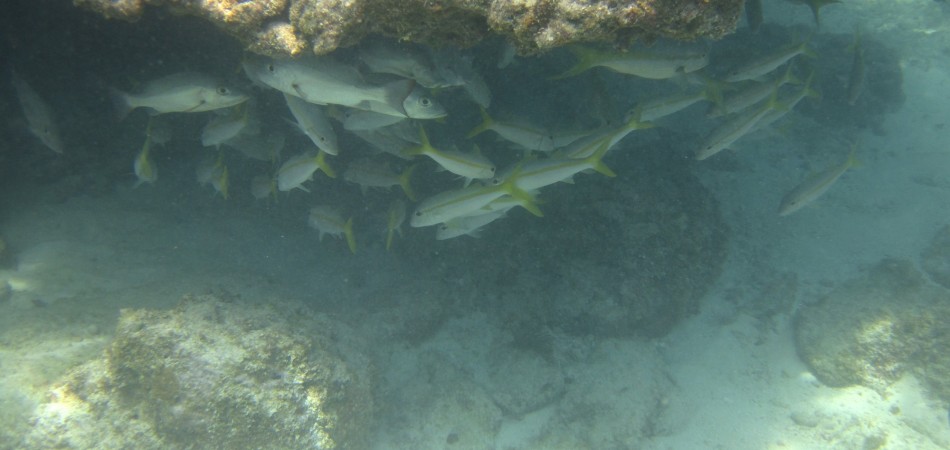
[308,205,356,254]
[467,108,555,153]
[551,46,709,80]
[349,121,420,160]
[250,174,277,201]
[242,55,411,118]
[201,104,249,148]
[708,65,799,118]
[11,69,63,153]
[284,93,339,155]
[226,132,285,163]
[410,168,540,228]
[779,147,859,216]
[385,199,407,251]
[111,72,248,119]
[133,131,157,187]
[436,209,508,240]
[633,88,715,123]
[430,49,492,108]
[847,30,866,106]
[408,127,496,181]
[497,41,517,69]
[360,40,452,88]
[746,0,764,33]
[343,158,417,200]
[557,112,654,159]
[276,151,335,192]
[723,42,816,83]
[696,91,782,160]
[511,142,616,191]
[755,72,820,130]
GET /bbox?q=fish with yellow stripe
[779,146,859,216]
[308,205,357,254]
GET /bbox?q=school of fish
[11,1,865,253]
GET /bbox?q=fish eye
[319,136,326,142]
[267,64,276,72]
[421,97,431,107]
[217,87,230,95]
[489,167,496,173]
[439,225,447,231]
[414,211,422,216]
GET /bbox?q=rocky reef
[24,294,374,449]
[794,257,950,402]
[72,0,744,57]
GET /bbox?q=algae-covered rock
[73,0,743,57]
[25,293,374,449]
[794,258,950,401]
[921,224,950,289]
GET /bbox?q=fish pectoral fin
[292,83,309,102]
[183,100,207,113]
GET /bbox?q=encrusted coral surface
[73,0,743,56]
[795,258,950,401]
[25,294,374,449]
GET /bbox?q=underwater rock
[425,138,729,339]
[921,224,950,289]
[794,258,950,401]
[24,293,374,449]
[73,0,744,57]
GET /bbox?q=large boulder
[794,258,950,401]
[25,294,374,450]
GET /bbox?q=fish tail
[406,126,435,157]
[499,179,543,217]
[782,64,802,86]
[382,79,415,116]
[466,107,493,138]
[399,164,418,201]
[316,151,336,178]
[765,87,788,113]
[587,142,617,178]
[343,218,357,254]
[623,111,655,133]
[549,46,594,80]
[109,87,133,121]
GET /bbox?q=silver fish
[11,70,63,153]
[779,149,858,216]
[111,72,248,118]
[242,55,410,118]
[284,93,339,155]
